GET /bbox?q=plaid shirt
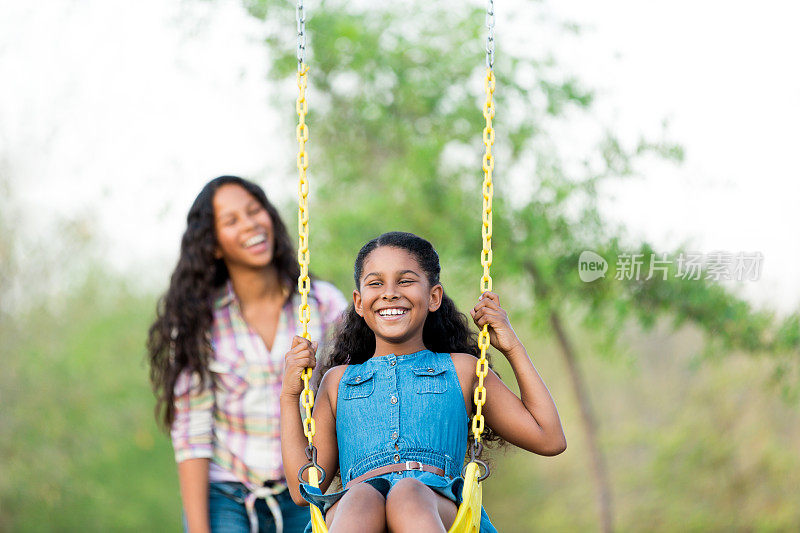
[170,279,347,488]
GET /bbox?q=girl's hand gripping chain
[282,335,319,396]
[470,291,523,356]
[467,290,567,456]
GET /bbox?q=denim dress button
[391,431,398,440]
[394,454,401,462]
[390,395,398,404]
[391,360,396,366]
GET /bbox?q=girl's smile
[376,307,409,319]
[354,246,442,356]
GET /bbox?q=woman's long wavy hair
[322,231,504,447]
[147,175,299,430]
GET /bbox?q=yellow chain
[472,68,495,445]
[296,63,316,446]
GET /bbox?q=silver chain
[485,0,495,70]
[296,0,306,69]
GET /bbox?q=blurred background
[1,0,799,531]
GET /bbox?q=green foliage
[0,277,180,531]
[242,0,795,364]
[481,322,800,531]
[0,171,19,319]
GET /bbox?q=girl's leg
[326,482,386,533]
[385,478,457,533]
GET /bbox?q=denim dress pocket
[341,370,376,400]
[412,366,448,394]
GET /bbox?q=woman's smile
[242,232,270,255]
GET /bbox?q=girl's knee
[346,482,386,506]
[386,479,456,531]
[386,478,436,512]
[328,482,386,531]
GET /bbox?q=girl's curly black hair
[147,175,299,430]
[321,231,503,446]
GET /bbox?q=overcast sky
[1,0,797,312]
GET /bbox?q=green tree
[239,1,800,530]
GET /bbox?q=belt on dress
[345,461,447,489]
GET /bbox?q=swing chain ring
[463,440,491,482]
[298,444,327,485]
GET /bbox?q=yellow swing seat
[448,461,484,532]
[304,461,483,533]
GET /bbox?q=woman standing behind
[148,176,347,533]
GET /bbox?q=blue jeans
[184,482,310,533]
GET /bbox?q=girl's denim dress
[300,349,496,532]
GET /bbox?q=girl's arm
[280,336,341,506]
[467,291,566,455]
[178,458,211,533]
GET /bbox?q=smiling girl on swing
[280,231,566,532]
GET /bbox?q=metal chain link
[471,0,496,449]
[296,0,306,69]
[295,0,322,492]
[485,0,495,70]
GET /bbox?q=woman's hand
[282,335,318,397]
[470,291,523,356]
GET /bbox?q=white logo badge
[579,251,607,282]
